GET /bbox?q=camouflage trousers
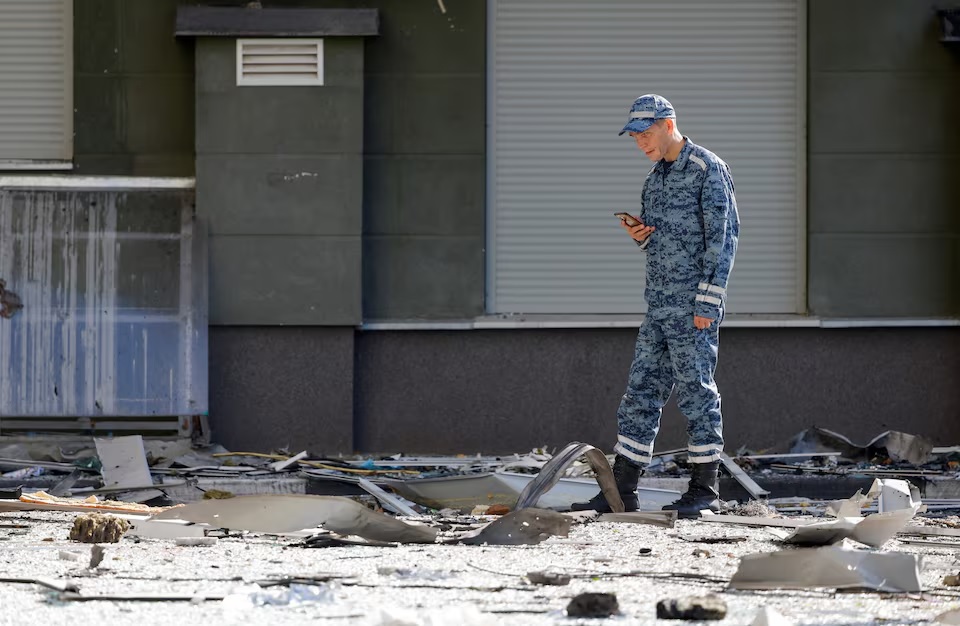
[613,309,724,466]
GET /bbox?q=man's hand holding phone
[615,212,655,243]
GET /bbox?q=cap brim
[618,118,655,136]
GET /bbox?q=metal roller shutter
[488,0,805,314]
[0,0,72,162]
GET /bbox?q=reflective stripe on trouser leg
[616,316,674,465]
[663,315,723,463]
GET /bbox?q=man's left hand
[694,315,714,330]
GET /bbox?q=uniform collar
[663,136,693,172]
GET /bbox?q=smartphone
[614,212,642,227]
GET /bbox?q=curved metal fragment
[514,441,624,513]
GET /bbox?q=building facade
[0,0,958,454]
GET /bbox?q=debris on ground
[526,571,571,586]
[453,508,571,545]
[566,592,619,618]
[94,435,164,502]
[679,534,747,544]
[174,537,218,547]
[368,605,488,626]
[58,550,82,562]
[597,511,677,527]
[221,581,335,610]
[720,452,771,499]
[729,546,922,592]
[1,434,959,622]
[151,495,438,543]
[69,512,129,543]
[514,441,624,512]
[770,505,919,547]
[730,500,777,517]
[89,544,105,568]
[656,594,728,620]
[201,489,234,499]
[358,477,420,516]
[751,607,794,626]
[121,516,207,539]
[2,428,954,517]
[8,491,172,515]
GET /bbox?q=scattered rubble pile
[730,427,960,477]
[0,429,958,622]
[1,427,957,515]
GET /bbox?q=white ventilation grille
[236,39,324,86]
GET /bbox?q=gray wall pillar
[75,0,195,176]
[303,0,487,320]
[191,33,369,326]
[178,7,379,451]
[808,0,960,317]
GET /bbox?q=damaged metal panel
[0,184,207,423]
[729,547,923,593]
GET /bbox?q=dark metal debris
[566,592,619,618]
[656,595,728,621]
[454,508,571,546]
[526,571,570,586]
[515,441,623,512]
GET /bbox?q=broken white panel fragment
[175,537,218,547]
[94,436,163,502]
[825,479,924,517]
[150,495,438,543]
[597,511,677,528]
[751,607,794,626]
[369,604,489,626]
[825,489,872,518]
[849,507,919,546]
[357,478,418,516]
[222,582,336,611]
[497,471,680,511]
[380,469,681,513]
[768,518,858,546]
[115,515,207,539]
[773,505,919,547]
[729,546,922,593]
[698,513,808,529]
[938,609,960,625]
[875,478,924,513]
[269,450,308,472]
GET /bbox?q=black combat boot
[571,455,642,513]
[662,461,721,518]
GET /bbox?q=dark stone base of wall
[207,326,355,453]
[208,326,960,455]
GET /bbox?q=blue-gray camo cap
[619,94,676,136]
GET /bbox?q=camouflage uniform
[613,95,739,468]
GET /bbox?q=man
[573,94,739,518]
